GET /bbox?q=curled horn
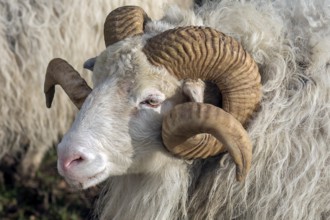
[162,103,252,182]
[45,6,149,109]
[104,6,150,47]
[44,58,92,109]
[143,27,261,181]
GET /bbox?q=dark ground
[0,149,100,220]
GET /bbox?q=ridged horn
[104,6,151,47]
[162,103,252,181]
[143,26,261,124]
[143,27,261,180]
[44,58,92,109]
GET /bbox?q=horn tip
[236,173,244,182]
[46,102,52,108]
[235,163,249,182]
[45,87,55,109]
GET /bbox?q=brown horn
[162,102,252,181]
[44,58,92,109]
[143,27,261,180]
[143,27,261,124]
[104,6,151,47]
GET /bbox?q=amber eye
[140,98,161,108]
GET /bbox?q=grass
[0,149,99,220]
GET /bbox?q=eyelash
[140,98,162,108]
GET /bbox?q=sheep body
[91,1,330,219]
[47,0,329,219]
[0,0,192,175]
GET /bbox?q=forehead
[93,46,180,99]
[132,72,179,97]
[97,68,180,97]
[94,70,179,102]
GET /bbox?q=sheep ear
[182,79,205,103]
[83,57,97,71]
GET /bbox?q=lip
[66,167,108,189]
[87,167,106,180]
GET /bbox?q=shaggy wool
[92,0,330,219]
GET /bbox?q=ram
[46,0,330,219]
[0,0,192,176]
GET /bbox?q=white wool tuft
[94,0,330,219]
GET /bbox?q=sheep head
[44,6,261,188]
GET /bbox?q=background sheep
[0,0,192,177]
[49,0,330,219]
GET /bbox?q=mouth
[66,167,109,189]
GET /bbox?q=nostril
[63,155,85,169]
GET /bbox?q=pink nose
[61,154,86,172]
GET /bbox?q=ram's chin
[66,168,110,189]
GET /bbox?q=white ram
[0,0,192,176]
[46,0,330,219]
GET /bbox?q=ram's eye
[140,98,162,108]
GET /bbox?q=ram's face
[45,6,261,189]
[56,61,184,188]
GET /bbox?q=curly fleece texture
[95,0,330,219]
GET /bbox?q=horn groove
[162,102,252,181]
[143,26,261,125]
[104,6,150,47]
[44,58,92,109]
[144,27,260,177]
